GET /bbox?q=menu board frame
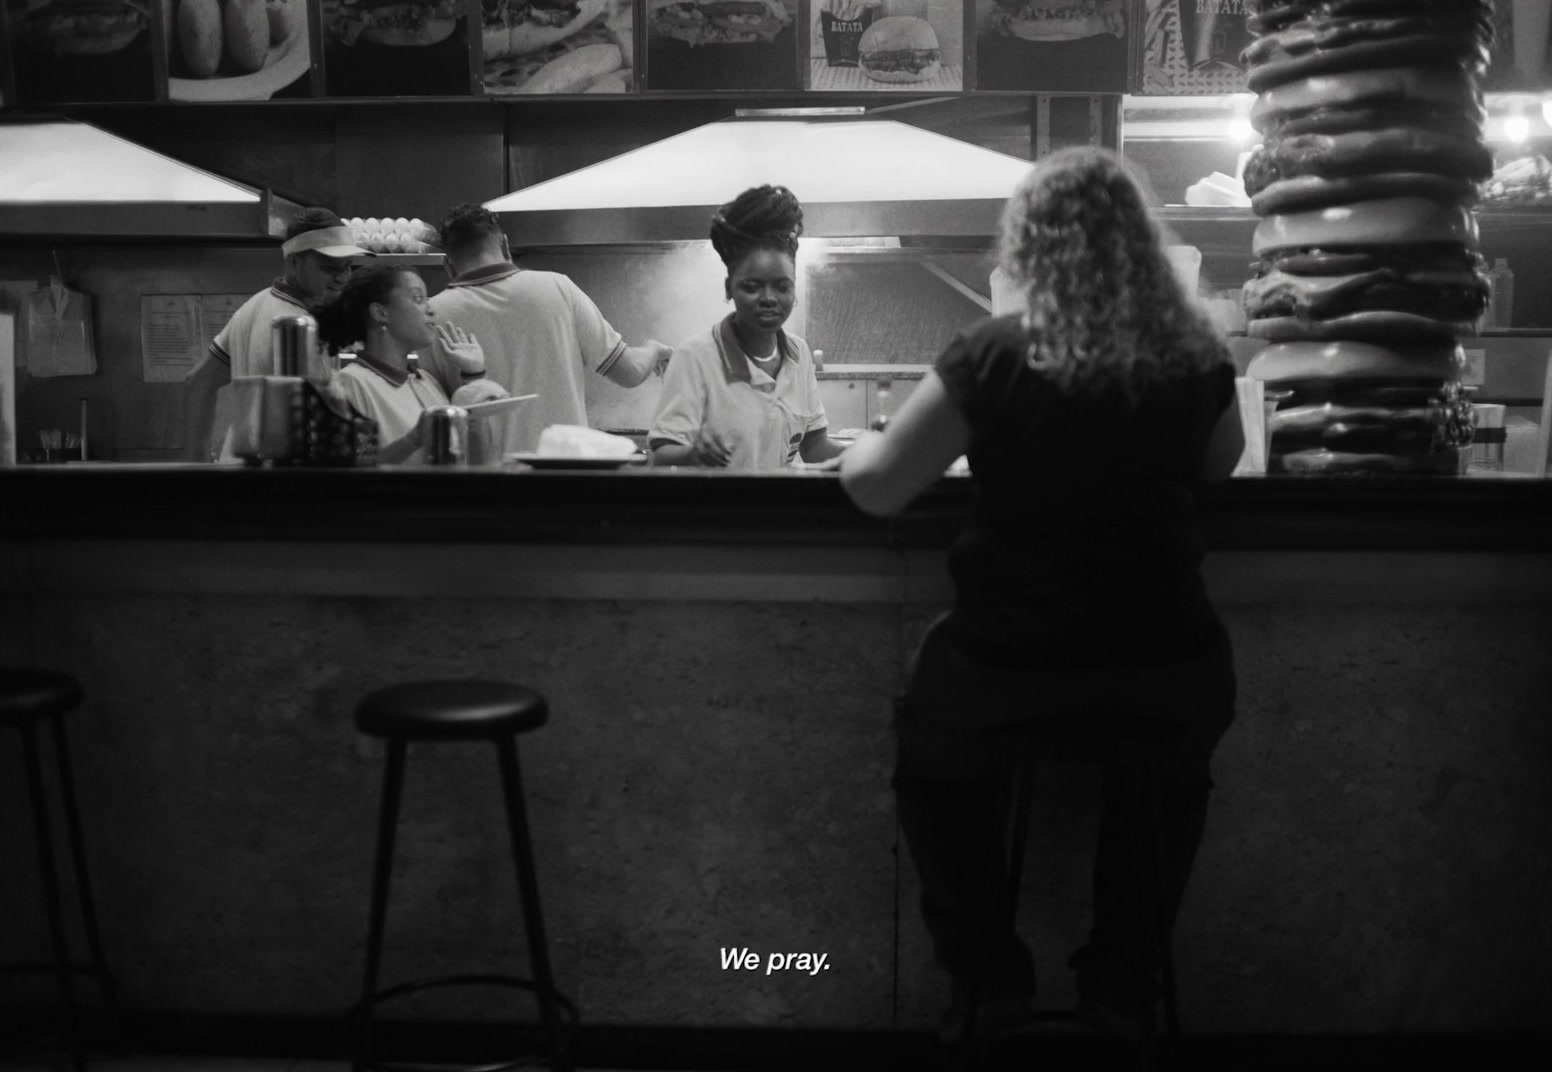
[0,0,1178,104]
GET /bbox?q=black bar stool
[0,668,121,1072]
[957,712,1181,1072]
[350,680,577,1072]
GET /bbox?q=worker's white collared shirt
[422,262,627,456]
[650,316,827,470]
[200,279,327,462]
[336,354,451,465]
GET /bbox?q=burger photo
[22,0,149,54]
[328,0,464,46]
[649,0,793,47]
[483,0,634,94]
[986,0,1125,42]
[857,14,940,84]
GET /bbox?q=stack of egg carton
[343,217,441,255]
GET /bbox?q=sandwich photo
[483,0,632,93]
[857,15,940,83]
[22,0,149,54]
[328,0,464,46]
[986,0,1124,42]
[650,0,793,47]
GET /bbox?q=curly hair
[313,265,415,355]
[998,147,1228,401]
[710,185,803,272]
[285,207,345,241]
[439,202,505,257]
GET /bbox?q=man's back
[425,265,625,456]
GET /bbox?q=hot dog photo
[162,0,315,99]
[482,0,634,95]
[808,0,963,92]
[5,0,158,103]
[645,0,799,91]
[973,0,1128,91]
[321,0,472,96]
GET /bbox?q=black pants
[894,614,1237,1011]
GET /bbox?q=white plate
[168,4,311,102]
[505,453,647,470]
[463,394,537,421]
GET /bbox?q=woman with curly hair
[841,147,1245,1048]
[316,265,505,465]
[650,185,848,468]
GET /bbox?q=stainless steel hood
[0,117,302,239]
[485,114,1036,245]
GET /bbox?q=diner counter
[3,464,1550,1037]
[3,463,1552,553]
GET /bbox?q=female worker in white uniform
[650,185,848,469]
[314,264,503,464]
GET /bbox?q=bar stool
[0,668,121,1072]
[957,712,1182,1072]
[350,680,576,1072]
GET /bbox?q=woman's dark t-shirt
[935,315,1236,670]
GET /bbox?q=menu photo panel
[645,0,800,92]
[809,0,963,92]
[481,0,634,95]
[6,0,161,103]
[972,0,1128,92]
[162,0,316,99]
[1140,0,1250,94]
[320,0,472,95]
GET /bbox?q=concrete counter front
[2,467,1550,1042]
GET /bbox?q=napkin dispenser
[229,376,379,467]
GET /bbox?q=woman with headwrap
[650,185,847,469]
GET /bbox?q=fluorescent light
[1506,113,1531,144]
[1226,117,1257,143]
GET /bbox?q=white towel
[1233,376,1267,476]
[24,280,97,378]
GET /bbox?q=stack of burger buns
[1240,0,1496,474]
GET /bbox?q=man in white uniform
[183,208,369,461]
[421,204,672,456]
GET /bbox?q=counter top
[4,464,1552,552]
[815,364,928,381]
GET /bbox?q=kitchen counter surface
[815,364,928,380]
[3,463,1552,552]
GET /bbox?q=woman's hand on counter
[650,427,735,467]
[378,422,424,466]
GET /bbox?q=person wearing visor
[650,185,847,469]
[183,208,370,462]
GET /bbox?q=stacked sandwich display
[1240,0,1495,475]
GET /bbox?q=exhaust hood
[0,117,302,239]
[485,115,1037,245]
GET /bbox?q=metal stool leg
[495,737,571,1072]
[21,720,85,1072]
[50,711,124,1052]
[356,740,407,1072]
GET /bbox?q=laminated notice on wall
[141,295,204,383]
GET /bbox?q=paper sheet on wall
[141,295,204,383]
